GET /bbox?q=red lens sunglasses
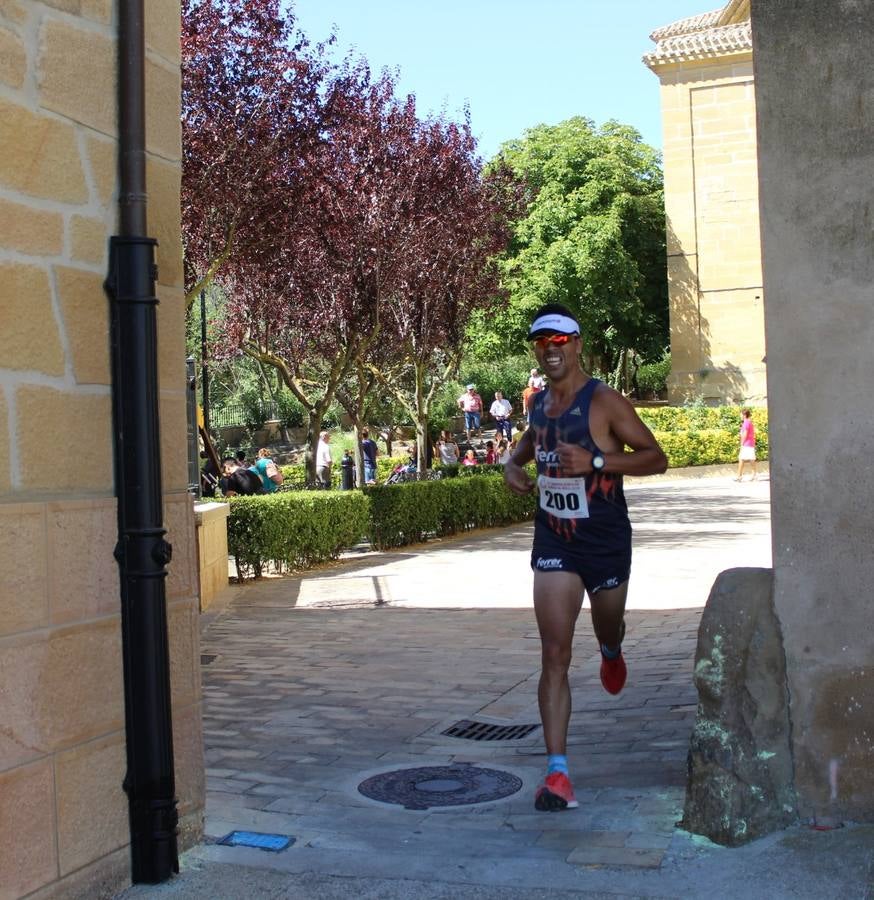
[532,334,574,349]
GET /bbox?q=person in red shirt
[457,384,484,441]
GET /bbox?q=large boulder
[681,567,797,845]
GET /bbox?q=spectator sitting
[497,439,512,465]
[235,448,248,467]
[251,447,283,493]
[462,448,478,467]
[220,457,264,496]
[438,430,460,465]
[484,440,497,464]
[404,444,418,473]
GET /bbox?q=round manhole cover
[357,764,523,810]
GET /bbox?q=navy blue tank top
[529,378,630,544]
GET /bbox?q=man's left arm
[557,393,667,476]
[602,397,667,475]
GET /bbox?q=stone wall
[752,0,874,822]
[0,2,203,897]
[194,502,230,612]
[648,38,767,405]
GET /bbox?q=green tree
[473,117,668,391]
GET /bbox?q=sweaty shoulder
[589,383,642,449]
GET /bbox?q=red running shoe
[534,771,579,811]
[600,651,627,695]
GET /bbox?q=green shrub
[651,426,769,468]
[637,404,768,434]
[365,472,536,550]
[278,463,310,490]
[636,352,671,396]
[276,391,305,428]
[435,462,505,478]
[227,490,370,578]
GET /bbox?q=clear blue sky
[290,0,717,160]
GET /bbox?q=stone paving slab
[119,476,874,898]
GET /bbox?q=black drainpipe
[105,0,179,883]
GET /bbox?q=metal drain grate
[216,830,294,852]
[441,719,540,741]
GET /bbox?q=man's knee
[541,638,573,672]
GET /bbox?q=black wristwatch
[591,453,606,472]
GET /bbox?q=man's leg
[588,580,629,695]
[533,570,584,754]
[532,570,585,811]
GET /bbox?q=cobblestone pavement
[123,475,874,898]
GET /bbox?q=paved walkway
[123,474,874,899]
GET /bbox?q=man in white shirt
[316,431,332,488]
[490,391,513,442]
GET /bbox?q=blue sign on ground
[216,831,294,852]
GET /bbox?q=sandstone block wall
[752,0,874,823]
[654,56,767,405]
[0,2,203,897]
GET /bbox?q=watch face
[592,454,605,470]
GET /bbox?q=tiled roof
[644,18,752,68]
[649,9,723,42]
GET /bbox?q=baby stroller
[386,459,418,485]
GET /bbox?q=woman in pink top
[462,448,478,466]
[735,408,758,481]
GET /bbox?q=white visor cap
[528,313,580,339]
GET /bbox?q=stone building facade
[0,2,204,897]
[752,0,874,825]
[645,0,766,405]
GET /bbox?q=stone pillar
[751,1,874,822]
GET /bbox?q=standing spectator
[490,391,513,442]
[251,447,283,493]
[360,429,378,484]
[438,429,460,465]
[525,368,546,423]
[316,431,332,488]
[735,409,758,482]
[484,440,497,464]
[462,448,478,466]
[457,384,484,441]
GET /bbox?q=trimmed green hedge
[638,405,768,433]
[227,490,370,578]
[365,473,537,550]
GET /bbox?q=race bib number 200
[538,475,589,519]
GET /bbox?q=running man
[503,303,667,812]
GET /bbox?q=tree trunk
[303,409,322,485]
